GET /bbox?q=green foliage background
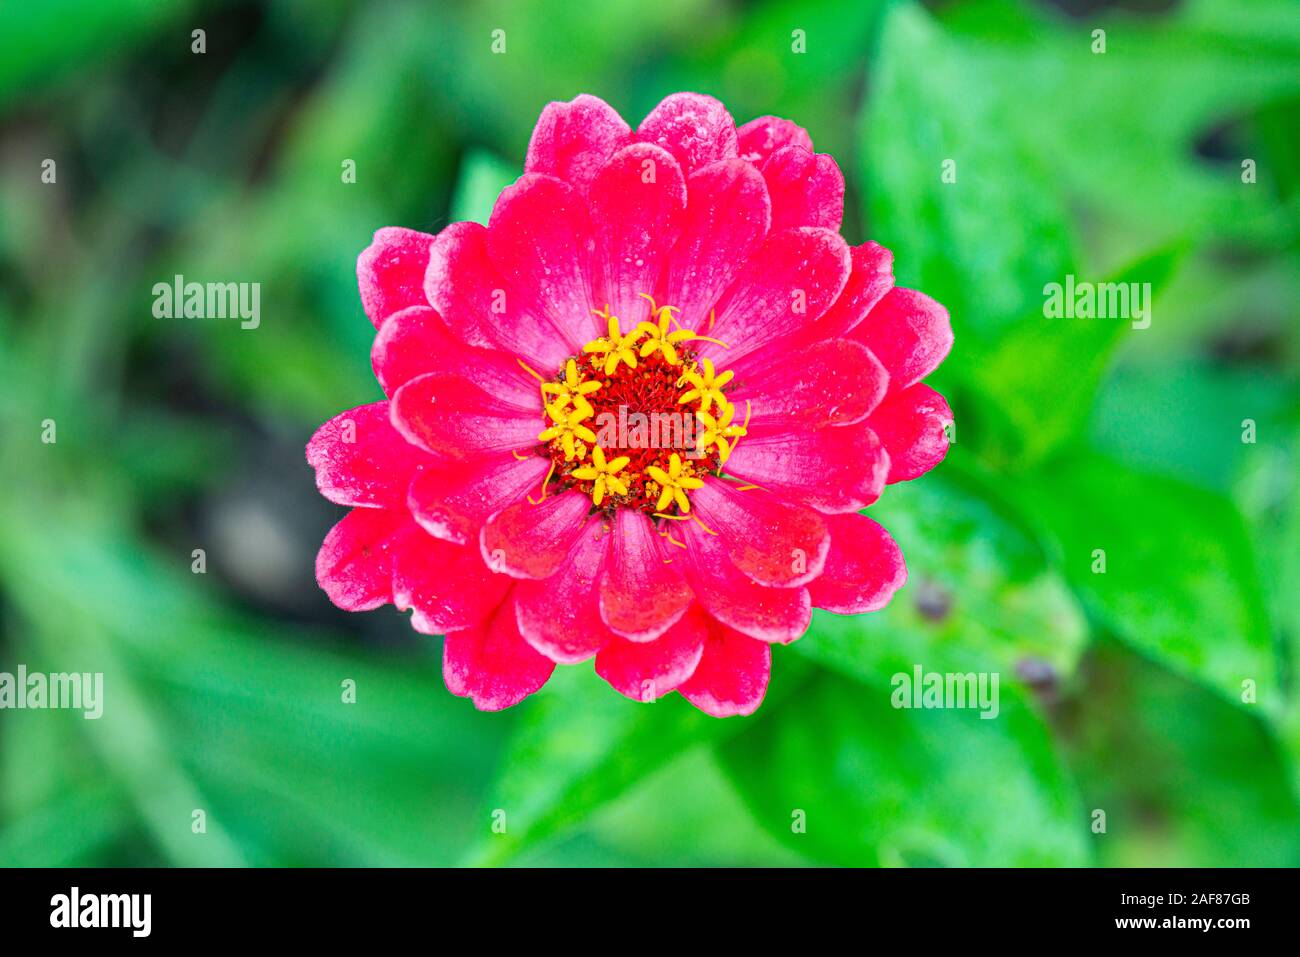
[0,0,1297,867]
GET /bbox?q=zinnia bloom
[308,93,953,716]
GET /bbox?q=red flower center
[531,298,748,516]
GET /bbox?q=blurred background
[0,0,1297,867]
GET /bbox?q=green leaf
[863,3,1078,354]
[1060,638,1299,867]
[1021,452,1278,714]
[938,0,1300,249]
[865,1,1298,465]
[0,784,132,867]
[970,243,1186,466]
[0,500,511,866]
[418,0,715,154]
[1235,422,1300,801]
[745,466,1090,866]
[719,670,1089,866]
[462,660,808,866]
[1091,356,1296,494]
[659,0,888,166]
[576,749,810,866]
[0,0,197,105]
[798,461,1088,685]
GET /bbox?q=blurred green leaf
[420,0,714,153]
[970,243,1186,465]
[0,0,196,105]
[660,0,887,167]
[0,783,132,867]
[866,0,1299,468]
[937,0,1300,251]
[461,664,758,865]
[863,2,1078,353]
[719,670,1089,866]
[1060,638,1299,867]
[1233,422,1300,800]
[575,749,810,866]
[0,498,509,866]
[798,461,1088,685]
[449,150,517,225]
[1091,357,1297,493]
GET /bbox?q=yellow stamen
[635,309,696,365]
[570,445,631,507]
[534,297,746,518]
[646,453,705,514]
[584,305,640,374]
[516,358,546,383]
[527,458,558,505]
[691,514,718,536]
[538,399,597,462]
[541,357,603,409]
[690,335,728,349]
[677,358,733,413]
[695,398,748,463]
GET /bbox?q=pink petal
[636,92,738,176]
[662,159,770,328]
[424,221,572,371]
[588,143,687,328]
[371,306,446,395]
[392,530,510,634]
[408,452,549,545]
[357,227,434,329]
[599,510,693,642]
[690,478,828,587]
[850,287,953,391]
[443,602,556,711]
[738,338,889,434]
[808,512,907,615]
[525,94,633,196]
[513,518,613,663]
[371,305,541,406]
[306,401,429,508]
[390,372,540,460]
[315,507,409,611]
[786,241,895,349]
[868,383,953,483]
[680,518,812,644]
[736,115,813,165]
[487,173,600,352]
[724,418,891,514]
[677,619,772,718]
[761,145,844,231]
[480,490,592,580]
[699,226,851,366]
[595,607,708,701]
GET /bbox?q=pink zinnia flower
[307,93,953,716]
